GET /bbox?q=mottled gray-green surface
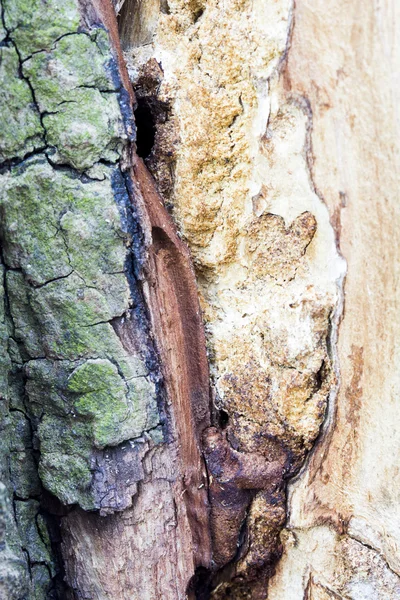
[0,0,161,597]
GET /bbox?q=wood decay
[50,0,400,598]
[1,0,373,597]
[64,1,291,598]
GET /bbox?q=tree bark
[0,1,399,599]
[0,1,212,598]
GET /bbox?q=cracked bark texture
[0,0,399,599]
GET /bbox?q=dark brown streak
[80,0,212,571]
[132,156,212,567]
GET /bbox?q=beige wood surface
[268,1,400,597]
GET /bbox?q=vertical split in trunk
[4,0,398,599]
[115,1,346,598]
[0,0,212,597]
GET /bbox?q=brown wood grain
[61,2,212,597]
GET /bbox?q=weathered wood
[268,0,400,597]
[119,0,345,596]
[61,1,213,597]
[1,0,398,598]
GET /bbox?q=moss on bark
[0,0,160,596]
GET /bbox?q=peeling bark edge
[78,0,212,572]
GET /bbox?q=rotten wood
[61,1,212,597]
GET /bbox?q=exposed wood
[61,1,212,597]
[132,155,212,567]
[268,0,400,597]
[1,0,399,598]
[119,0,346,596]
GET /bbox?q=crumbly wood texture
[1,0,398,599]
[120,0,345,596]
[119,0,399,597]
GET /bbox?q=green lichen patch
[14,500,54,568]
[10,451,41,499]
[39,451,94,509]
[19,25,126,171]
[0,484,29,600]
[0,0,163,518]
[0,161,72,285]
[25,359,80,418]
[0,159,129,299]
[44,88,125,170]
[8,410,41,502]
[38,415,94,508]
[68,359,148,448]
[7,265,128,362]
[3,0,81,59]
[9,412,31,452]
[29,275,127,359]
[27,356,158,506]
[7,338,23,366]
[6,271,43,358]
[59,199,128,299]
[23,33,116,113]
[0,46,44,162]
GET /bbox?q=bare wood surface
[269,1,400,596]
[61,2,212,598]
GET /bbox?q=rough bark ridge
[0,0,211,598]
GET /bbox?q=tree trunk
[0,1,398,599]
